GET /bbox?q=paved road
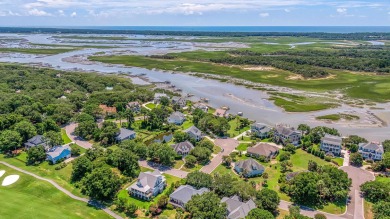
[200,138,239,174]
[0,161,122,219]
[138,160,188,178]
[279,200,344,219]
[340,166,375,219]
[64,123,93,149]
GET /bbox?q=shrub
[314,213,327,219]
[324,156,332,162]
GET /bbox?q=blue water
[69,26,390,33]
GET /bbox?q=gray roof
[46,145,71,158]
[130,170,165,193]
[116,128,136,141]
[359,142,384,153]
[247,143,279,157]
[321,134,342,145]
[171,141,194,154]
[235,158,265,173]
[193,103,208,109]
[154,93,167,98]
[169,185,209,205]
[185,126,202,136]
[25,135,46,147]
[251,123,267,129]
[169,111,185,121]
[221,195,256,219]
[127,101,140,107]
[275,125,301,136]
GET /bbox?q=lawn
[174,160,184,169]
[145,103,156,109]
[227,118,250,137]
[213,144,222,154]
[364,200,374,219]
[236,143,249,151]
[332,157,344,166]
[61,128,72,144]
[0,153,83,197]
[211,164,240,180]
[180,120,194,130]
[290,149,331,171]
[0,164,111,219]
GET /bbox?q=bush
[314,213,327,219]
[324,156,332,162]
[55,162,68,170]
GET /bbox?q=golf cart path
[0,161,122,219]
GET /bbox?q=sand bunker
[2,175,19,186]
[0,170,5,177]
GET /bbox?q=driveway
[340,166,375,219]
[64,123,93,149]
[279,201,344,219]
[200,138,239,174]
[138,160,188,178]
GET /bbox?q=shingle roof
[130,170,165,193]
[221,195,256,219]
[185,126,202,136]
[275,125,300,136]
[116,128,136,141]
[359,142,384,153]
[171,141,194,154]
[321,134,342,145]
[247,143,279,157]
[25,135,46,147]
[169,185,209,205]
[168,112,185,121]
[235,158,265,174]
[154,93,167,98]
[46,145,71,158]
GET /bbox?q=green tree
[314,213,327,219]
[43,131,63,147]
[350,153,363,166]
[246,208,274,219]
[107,148,140,177]
[14,120,37,142]
[185,155,197,168]
[373,201,390,219]
[26,145,46,165]
[71,156,93,182]
[81,167,121,201]
[154,144,177,166]
[75,120,98,140]
[382,140,390,153]
[197,139,215,151]
[283,144,297,154]
[213,173,238,197]
[186,171,213,189]
[173,132,190,143]
[256,188,280,212]
[0,130,22,152]
[185,192,227,219]
[190,146,212,164]
[98,121,119,145]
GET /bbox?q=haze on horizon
[0,0,389,27]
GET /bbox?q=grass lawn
[0,153,83,197]
[213,145,222,154]
[181,164,203,172]
[364,200,374,219]
[332,157,344,166]
[227,118,250,137]
[0,164,110,219]
[277,209,290,219]
[145,103,156,109]
[174,160,184,169]
[211,164,240,180]
[290,149,331,171]
[61,128,72,144]
[236,143,249,152]
[181,120,194,130]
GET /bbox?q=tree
[288,172,321,205]
[197,139,215,151]
[0,130,22,152]
[343,135,367,148]
[81,167,121,201]
[153,144,176,166]
[157,195,169,208]
[107,148,140,177]
[279,152,291,161]
[14,120,37,142]
[297,124,311,135]
[185,192,227,219]
[124,109,135,128]
[185,155,197,168]
[43,131,63,148]
[213,173,238,197]
[75,120,98,140]
[383,140,390,153]
[98,121,119,146]
[350,153,363,166]
[373,201,390,219]
[160,96,170,107]
[26,145,46,165]
[190,146,212,164]
[186,171,213,189]
[361,181,390,203]
[173,132,190,143]
[70,144,81,156]
[71,156,93,182]
[233,181,256,201]
[283,144,297,154]
[314,213,327,219]
[256,188,280,212]
[222,155,232,166]
[246,209,274,219]
[308,160,318,172]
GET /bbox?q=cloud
[337,8,347,13]
[284,9,291,12]
[70,11,77,17]
[0,10,20,16]
[259,12,270,17]
[58,9,65,16]
[28,8,52,16]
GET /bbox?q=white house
[320,134,342,156]
[128,170,166,201]
[358,142,384,161]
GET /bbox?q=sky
[0,0,389,26]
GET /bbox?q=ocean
[72,26,390,33]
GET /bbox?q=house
[169,185,209,208]
[126,101,141,112]
[128,170,166,201]
[247,143,279,160]
[171,141,194,156]
[168,112,186,125]
[320,134,342,156]
[221,195,256,219]
[234,158,265,177]
[250,123,271,139]
[116,128,136,142]
[358,142,384,161]
[193,103,209,112]
[273,124,302,146]
[185,126,203,141]
[46,145,71,164]
[24,135,47,149]
[171,96,187,108]
[99,104,117,115]
[154,93,168,104]
[213,108,228,118]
